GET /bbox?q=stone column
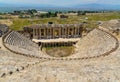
[75,28,77,36]
[39,28,41,39]
[37,28,39,39]
[49,28,51,39]
[61,28,63,38]
[46,28,47,39]
[76,28,79,37]
[59,27,61,38]
[52,28,54,39]
[62,28,64,38]
[78,27,80,37]
[35,29,36,36]
[72,27,74,38]
[79,27,81,37]
[67,27,69,38]
[44,28,46,39]
[34,29,37,39]
[46,28,48,39]
[73,27,75,37]
[70,28,73,38]
[65,28,67,38]
[76,28,78,37]
[33,29,35,39]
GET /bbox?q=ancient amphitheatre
[0,20,120,82]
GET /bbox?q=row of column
[33,27,82,39]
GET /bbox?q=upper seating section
[4,31,39,50]
[4,31,50,58]
[72,28,117,58]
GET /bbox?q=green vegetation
[0,11,120,31]
[12,9,37,15]
[10,19,33,30]
[86,12,120,21]
[11,9,58,18]
[39,12,57,18]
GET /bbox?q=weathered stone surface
[0,25,120,82]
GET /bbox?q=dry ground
[44,46,75,57]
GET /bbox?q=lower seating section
[4,31,50,58]
[72,28,117,58]
[1,54,120,82]
[0,49,40,77]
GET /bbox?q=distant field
[0,12,120,31]
[0,19,13,26]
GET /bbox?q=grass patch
[44,46,74,57]
[8,12,120,31]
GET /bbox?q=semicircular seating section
[3,28,118,60]
[4,31,50,58]
[71,28,117,58]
